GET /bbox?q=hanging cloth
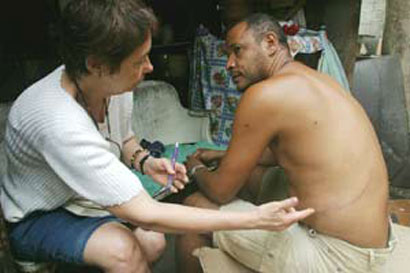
[317,29,351,92]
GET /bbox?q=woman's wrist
[130,148,146,170]
[251,208,262,229]
[139,153,151,175]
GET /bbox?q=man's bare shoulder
[242,69,315,112]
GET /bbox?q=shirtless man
[176,13,395,272]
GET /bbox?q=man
[2,3,315,273]
[177,13,395,272]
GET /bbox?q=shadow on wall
[0,0,60,103]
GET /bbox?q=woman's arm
[122,136,146,170]
[108,191,314,233]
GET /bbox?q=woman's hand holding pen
[144,157,188,193]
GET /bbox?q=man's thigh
[215,199,395,273]
[213,199,281,271]
[214,199,312,272]
[7,208,120,264]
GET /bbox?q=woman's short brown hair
[60,0,157,81]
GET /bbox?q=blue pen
[166,142,179,189]
[152,142,179,199]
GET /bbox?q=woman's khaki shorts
[214,199,397,273]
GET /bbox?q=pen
[152,142,179,199]
[166,142,179,189]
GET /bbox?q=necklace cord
[73,80,121,157]
[73,79,110,134]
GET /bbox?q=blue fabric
[133,141,227,196]
[7,208,120,264]
[317,30,350,92]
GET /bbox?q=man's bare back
[263,62,389,248]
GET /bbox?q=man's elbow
[206,187,236,205]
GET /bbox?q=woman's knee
[109,231,144,263]
[152,232,166,258]
[134,228,166,263]
[84,222,148,272]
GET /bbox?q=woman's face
[106,31,154,95]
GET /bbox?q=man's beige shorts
[214,199,397,273]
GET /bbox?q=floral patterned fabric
[189,25,241,145]
[287,27,324,56]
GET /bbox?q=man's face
[107,31,154,94]
[225,22,270,92]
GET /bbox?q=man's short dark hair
[60,0,157,81]
[238,13,288,48]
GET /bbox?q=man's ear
[263,31,280,56]
[85,55,105,77]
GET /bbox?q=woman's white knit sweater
[1,66,143,222]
